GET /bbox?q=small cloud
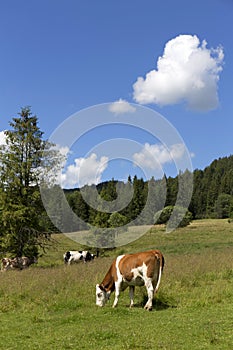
[133,143,187,169]
[133,34,224,111]
[52,143,70,159]
[57,145,70,157]
[49,144,71,171]
[190,152,195,158]
[60,153,108,188]
[0,131,7,145]
[109,99,136,115]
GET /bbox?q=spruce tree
[0,107,61,257]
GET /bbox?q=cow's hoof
[144,305,152,311]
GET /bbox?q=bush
[108,212,128,228]
[154,205,192,229]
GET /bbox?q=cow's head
[63,251,70,264]
[96,284,109,307]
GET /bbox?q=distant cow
[1,256,37,271]
[1,258,12,271]
[63,250,96,265]
[96,250,164,310]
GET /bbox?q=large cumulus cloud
[133,34,224,111]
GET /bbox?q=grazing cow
[96,250,164,310]
[63,250,96,265]
[1,256,37,271]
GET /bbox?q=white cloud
[55,145,70,167]
[109,99,136,115]
[133,34,224,111]
[133,143,187,169]
[57,145,70,157]
[60,153,108,188]
[0,131,7,145]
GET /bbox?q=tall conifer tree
[0,107,61,257]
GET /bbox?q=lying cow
[63,250,96,265]
[1,258,12,271]
[96,249,164,310]
[1,256,37,271]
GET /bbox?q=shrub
[154,205,192,229]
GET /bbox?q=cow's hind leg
[144,279,154,311]
[129,286,135,308]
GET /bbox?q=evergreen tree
[126,176,146,224]
[66,190,89,229]
[214,193,232,219]
[100,178,117,202]
[189,169,206,218]
[165,176,178,207]
[0,107,62,257]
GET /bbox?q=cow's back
[118,250,161,279]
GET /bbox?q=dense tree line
[66,156,233,226]
[62,155,233,229]
[190,156,233,218]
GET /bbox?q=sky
[0,0,232,189]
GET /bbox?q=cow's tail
[154,251,164,294]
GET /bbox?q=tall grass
[0,219,233,349]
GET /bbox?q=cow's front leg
[112,282,121,308]
[129,286,135,308]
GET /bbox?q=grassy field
[0,219,233,349]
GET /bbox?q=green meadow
[0,219,233,350]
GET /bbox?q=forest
[53,154,233,232]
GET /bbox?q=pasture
[0,219,233,349]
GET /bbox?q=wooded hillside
[59,155,233,231]
[191,155,233,218]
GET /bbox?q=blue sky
[0,0,232,188]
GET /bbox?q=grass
[0,219,233,349]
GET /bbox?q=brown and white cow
[1,256,37,271]
[96,250,164,310]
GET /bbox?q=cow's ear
[97,284,105,292]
